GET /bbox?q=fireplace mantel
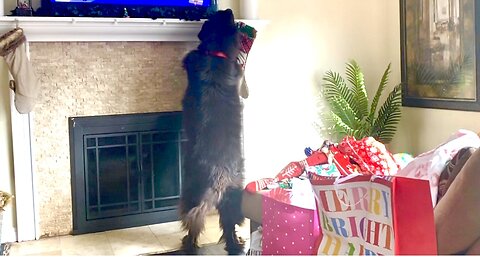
[0,16,267,42]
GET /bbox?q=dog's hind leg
[179,199,211,254]
[217,186,245,255]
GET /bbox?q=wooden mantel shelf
[0,16,268,42]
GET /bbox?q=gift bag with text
[310,174,437,255]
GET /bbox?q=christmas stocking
[236,22,257,99]
[0,28,40,114]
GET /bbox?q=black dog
[179,9,245,255]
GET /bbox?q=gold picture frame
[400,0,480,111]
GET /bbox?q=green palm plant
[321,60,402,144]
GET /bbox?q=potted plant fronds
[320,60,402,144]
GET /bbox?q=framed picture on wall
[400,0,480,111]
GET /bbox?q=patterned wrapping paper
[236,21,257,69]
[244,136,400,192]
[337,136,400,176]
[328,145,361,175]
[245,178,276,193]
[305,163,339,177]
[274,162,304,182]
[235,21,257,98]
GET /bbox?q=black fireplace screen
[69,112,185,235]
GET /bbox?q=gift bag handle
[333,174,375,208]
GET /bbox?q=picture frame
[15,0,33,16]
[400,0,480,111]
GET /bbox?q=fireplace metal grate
[69,111,185,235]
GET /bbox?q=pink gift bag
[262,178,320,255]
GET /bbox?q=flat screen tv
[38,0,217,20]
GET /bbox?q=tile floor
[6,214,251,256]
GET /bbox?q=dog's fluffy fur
[179,9,245,255]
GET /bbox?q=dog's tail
[179,195,214,240]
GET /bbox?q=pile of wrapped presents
[242,129,480,255]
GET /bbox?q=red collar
[206,51,228,59]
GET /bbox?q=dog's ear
[213,9,235,27]
[198,20,212,41]
[198,9,237,42]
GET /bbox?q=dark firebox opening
[69,111,185,235]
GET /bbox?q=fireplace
[68,111,186,235]
[3,17,265,239]
[8,40,196,238]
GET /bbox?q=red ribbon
[206,51,228,59]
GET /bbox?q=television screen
[43,0,217,19]
[50,0,212,7]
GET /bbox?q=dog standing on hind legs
[179,9,246,255]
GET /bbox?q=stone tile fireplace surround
[29,40,195,238]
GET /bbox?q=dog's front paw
[225,244,245,255]
[225,235,245,255]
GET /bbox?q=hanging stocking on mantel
[236,22,257,99]
[0,27,40,114]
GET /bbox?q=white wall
[0,61,16,243]
[1,0,18,243]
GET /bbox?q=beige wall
[3,0,24,15]
[394,108,480,155]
